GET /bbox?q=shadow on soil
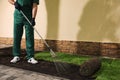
[0,48,95,80]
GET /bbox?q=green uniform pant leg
[25,23,34,59]
[13,22,24,57]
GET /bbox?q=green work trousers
[13,9,34,59]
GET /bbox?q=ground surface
[0,44,95,80]
[0,65,68,80]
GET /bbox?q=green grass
[35,52,120,80]
[35,52,91,65]
[96,58,120,80]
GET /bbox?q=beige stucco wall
[1,0,120,43]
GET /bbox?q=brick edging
[0,37,120,58]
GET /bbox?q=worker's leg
[13,10,24,57]
[24,22,34,59]
[13,22,24,56]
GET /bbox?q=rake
[20,10,71,74]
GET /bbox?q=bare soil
[0,44,95,80]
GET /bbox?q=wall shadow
[77,0,120,42]
[45,0,60,51]
[45,0,60,39]
[77,0,120,55]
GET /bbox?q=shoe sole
[10,59,20,63]
[28,61,38,64]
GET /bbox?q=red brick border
[0,37,120,58]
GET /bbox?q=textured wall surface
[1,0,120,43]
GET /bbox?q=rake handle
[20,10,56,57]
